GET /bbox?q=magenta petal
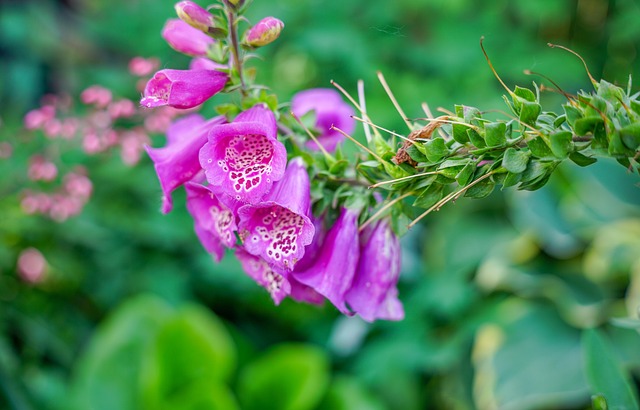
[234,104,278,139]
[141,69,228,109]
[162,19,214,57]
[288,275,325,305]
[291,88,355,152]
[185,182,237,262]
[199,106,285,204]
[190,57,227,71]
[292,206,360,315]
[146,114,225,213]
[345,219,404,322]
[238,158,314,271]
[236,248,291,304]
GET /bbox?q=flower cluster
[142,0,403,321]
[20,57,186,221]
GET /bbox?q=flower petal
[345,219,404,322]
[236,248,291,304]
[199,106,285,204]
[185,182,237,261]
[146,114,225,213]
[238,158,314,271]
[292,206,360,314]
[162,19,214,57]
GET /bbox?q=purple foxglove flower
[185,182,237,262]
[291,88,355,152]
[141,69,228,109]
[199,104,286,203]
[190,57,227,71]
[243,17,284,48]
[292,206,361,314]
[146,114,225,213]
[237,158,315,271]
[236,248,290,304]
[345,219,404,322]
[175,1,215,33]
[162,19,214,57]
[236,249,324,306]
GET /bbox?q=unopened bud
[225,0,245,10]
[175,1,215,33]
[243,17,284,48]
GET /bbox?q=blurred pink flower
[17,248,47,284]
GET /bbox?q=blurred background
[1,0,640,409]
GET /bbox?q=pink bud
[162,19,215,57]
[189,57,226,71]
[17,248,47,284]
[24,106,56,130]
[128,56,160,77]
[174,1,215,32]
[81,86,112,108]
[243,17,284,48]
[43,118,62,138]
[108,99,136,119]
[28,156,58,182]
[64,170,93,199]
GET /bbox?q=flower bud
[175,1,215,33]
[243,17,284,48]
[225,0,245,10]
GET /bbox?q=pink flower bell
[162,19,214,57]
[243,17,284,48]
[237,158,315,271]
[140,69,228,109]
[199,104,287,204]
[175,1,215,33]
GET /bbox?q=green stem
[226,7,247,96]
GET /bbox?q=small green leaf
[405,144,428,163]
[502,148,530,174]
[464,177,495,198]
[514,86,536,102]
[583,328,640,410]
[413,183,444,209]
[329,159,349,176]
[467,128,486,148]
[452,123,470,144]
[619,123,640,150]
[527,136,553,158]
[502,172,521,188]
[519,100,542,125]
[564,105,583,127]
[592,394,609,410]
[550,131,574,158]
[485,122,507,147]
[574,117,604,136]
[456,162,476,186]
[424,137,449,162]
[569,152,597,167]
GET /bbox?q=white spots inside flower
[209,205,235,246]
[250,205,305,267]
[264,269,284,295]
[217,134,274,194]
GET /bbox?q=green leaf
[456,162,475,186]
[424,137,449,162]
[464,177,495,198]
[569,152,597,167]
[238,344,329,410]
[329,159,349,176]
[71,295,172,410]
[318,376,385,410]
[413,183,444,209]
[452,123,470,144]
[574,116,604,136]
[582,328,640,410]
[514,86,537,102]
[564,105,583,127]
[550,131,574,158]
[520,101,542,125]
[484,122,507,147]
[161,381,239,410]
[592,394,609,410]
[140,305,236,409]
[527,136,553,158]
[619,123,640,150]
[502,148,530,174]
[518,160,559,191]
[467,128,486,148]
[405,144,428,163]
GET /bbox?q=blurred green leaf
[318,376,385,410]
[582,328,640,410]
[238,344,329,410]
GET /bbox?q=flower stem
[226,7,247,96]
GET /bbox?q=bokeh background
[1,0,640,409]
